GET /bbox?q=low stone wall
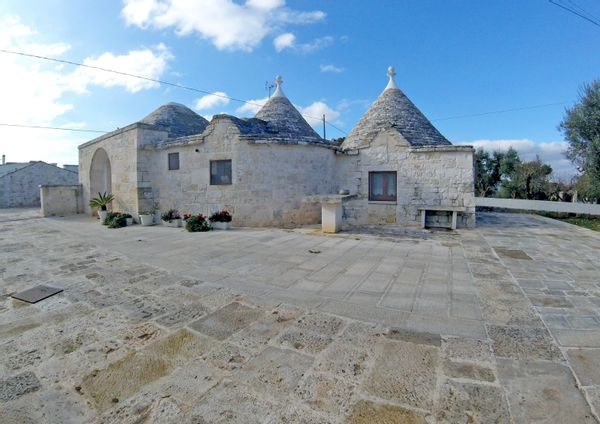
[475,197,600,216]
[40,185,84,217]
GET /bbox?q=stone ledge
[417,205,466,212]
[410,145,474,153]
[303,194,356,205]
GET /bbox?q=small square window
[168,152,179,170]
[210,160,232,185]
[369,171,397,201]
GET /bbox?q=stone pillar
[322,202,342,233]
[451,211,458,230]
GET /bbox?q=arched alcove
[89,148,112,209]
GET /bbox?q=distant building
[78,67,475,228]
[0,160,78,208]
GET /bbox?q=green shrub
[184,214,211,232]
[103,212,127,229]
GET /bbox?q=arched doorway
[89,148,112,210]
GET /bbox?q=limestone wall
[0,163,78,208]
[40,184,83,216]
[79,124,167,216]
[77,118,474,229]
[335,130,475,228]
[146,118,337,227]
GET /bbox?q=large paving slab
[0,209,599,422]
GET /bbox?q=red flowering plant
[209,210,232,223]
[184,213,210,232]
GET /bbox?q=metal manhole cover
[11,285,63,303]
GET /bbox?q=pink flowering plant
[209,210,232,223]
[161,209,181,223]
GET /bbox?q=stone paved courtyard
[1,208,600,423]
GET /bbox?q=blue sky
[1,0,599,179]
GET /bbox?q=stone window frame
[210,159,232,185]
[368,171,397,202]
[168,152,180,171]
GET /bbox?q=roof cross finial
[385,65,399,90]
[272,75,285,97]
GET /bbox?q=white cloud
[235,95,341,131]
[246,0,285,10]
[298,101,341,127]
[297,36,333,53]
[273,32,295,52]
[236,97,269,116]
[0,15,173,167]
[122,0,325,52]
[193,91,230,110]
[61,122,87,129]
[457,139,577,180]
[67,43,172,93]
[120,0,162,28]
[320,64,344,73]
[0,15,34,46]
[273,34,335,54]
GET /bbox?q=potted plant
[209,210,232,230]
[105,212,127,229]
[89,192,114,221]
[161,209,182,227]
[183,213,211,232]
[123,213,133,226]
[138,209,154,226]
[102,212,118,226]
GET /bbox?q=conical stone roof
[254,76,323,144]
[342,67,451,150]
[140,102,209,138]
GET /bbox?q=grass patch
[560,217,600,232]
[532,211,600,232]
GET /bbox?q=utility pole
[322,114,326,140]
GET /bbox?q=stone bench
[303,194,356,233]
[417,206,466,230]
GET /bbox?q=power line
[0,49,572,135]
[431,101,569,122]
[1,102,572,135]
[0,48,348,135]
[549,0,600,27]
[0,123,108,133]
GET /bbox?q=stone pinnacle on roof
[385,66,399,91]
[341,65,451,149]
[272,75,285,98]
[254,75,323,144]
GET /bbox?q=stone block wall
[79,123,166,216]
[77,117,474,229]
[336,130,475,228]
[0,163,78,208]
[146,118,337,227]
[40,184,83,216]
